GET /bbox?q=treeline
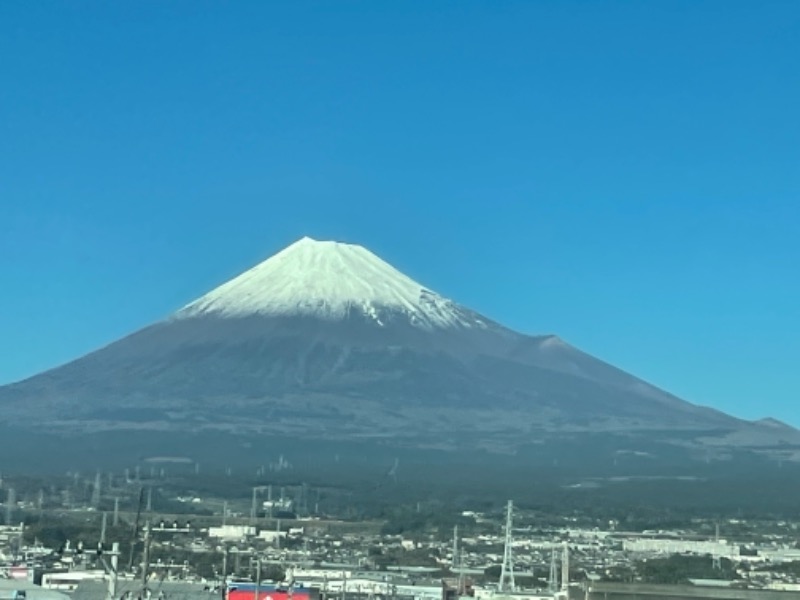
[604,555,737,584]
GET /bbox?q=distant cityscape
[3,470,800,600]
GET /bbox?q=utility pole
[100,512,108,545]
[103,542,120,600]
[453,525,463,593]
[222,548,228,589]
[92,472,102,508]
[127,487,146,570]
[452,525,458,573]
[141,521,151,593]
[561,542,570,592]
[267,486,273,519]
[110,542,119,600]
[5,488,15,525]
[251,486,272,527]
[113,498,120,527]
[254,556,261,600]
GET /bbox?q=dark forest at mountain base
[2,425,799,518]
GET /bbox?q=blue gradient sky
[1,1,798,424]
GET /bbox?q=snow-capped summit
[175,236,483,330]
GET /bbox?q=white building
[259,530,287,543]
[208,525,256,540]
[622,539,738,557]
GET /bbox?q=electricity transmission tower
[712,523,722,571]
[499,500,516,592]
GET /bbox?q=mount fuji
[0,237,796,470]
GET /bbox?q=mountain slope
[0,237,794,461]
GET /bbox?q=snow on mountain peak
[174,237,483,329]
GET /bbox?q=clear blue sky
[1,1,798,424]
